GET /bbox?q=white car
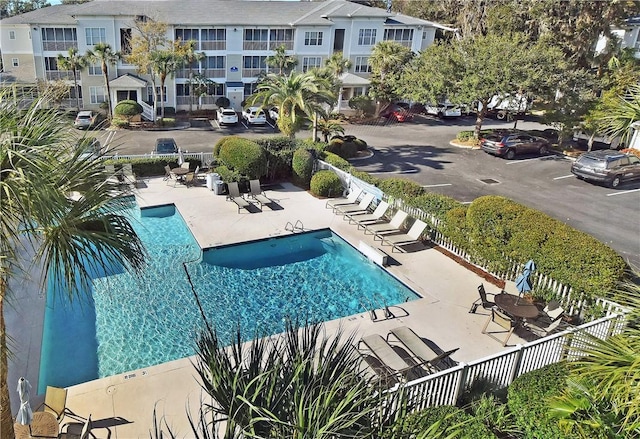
[424,102,461,118]
[242,107,267,125]
[218,108,238,125]
[74,110,97,129]
[268,107,279,121]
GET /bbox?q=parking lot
[86,113,640,266]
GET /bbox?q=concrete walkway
[8,177,528,438]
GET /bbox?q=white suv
[217,108,238,125]
[242,107,267,125]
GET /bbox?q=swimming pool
[39,203,420,392]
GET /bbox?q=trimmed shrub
[351,170,380,186]
[102,157,201,177]
[292,148,314,189]
[322,152,352,171]
[110,117,129,128]
[457,129,493,141]
[383,405,496,439]
[214,165,242,183]
[325,137,358,159]
[413,192,462,220]
[114,100,143,121]
[377,178,425,200]
[218,137,267,179]
[215,96,230,108]
[310,170,343,197]
[214,136,239,157]
[508,362,572,439]
[256,136,298,151]
[160,118,175,127]
[264,147,295,181]
[354,138,368,151]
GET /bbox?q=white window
[383,28,413,46]
[12,58,19,67]
[88,63,102,76]
[147,86,167,102]
[9,30,16,40]
[302,56,322,72]
[304,31,323,46]
[90,86,106,104]
[354,56,371,73]
[85,27,106,45]
[358,29,376,46]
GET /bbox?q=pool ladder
[285,220,304,233]
[360,294,394,322]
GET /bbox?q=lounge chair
[386,326,458,371]
[469,283,497,314]
[380,219,427,252]
[325,188,363,210]
[249,179,274,210]
[121,163,136,185]
[38,386,68,421]
[482,307,516,346]
[364,210,408,239]
[346,200,389,227]
[334,193,375,216]
[59,414,103,439]
[358,334,415,380]
[227,181,253,213]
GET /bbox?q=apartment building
[0,0,451,115]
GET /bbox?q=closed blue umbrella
[524,260,536,272]
[515,270,532,294]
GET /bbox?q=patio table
[14,411,59,438]
[494,293,539,320]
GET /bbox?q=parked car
[571,150,640,188]
[424,102,462,118]
[268,107,279,121]
[217,108,238,125]
[380,105,414,123]
[572,129,622,150]
[242,107,267,125]
[74,110,97,129]
[480,130,550,159]
[154,138,178,154]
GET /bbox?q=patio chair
[357,334,416,380]
[364,210,408,240]
[227,181,253,213]
[163,165,173,182]
[59,414,102,439]
[523,316,569,338]
[180,161,190,169]
[183,172,196,188]
[469,283,497,314]
[38,386,68,421]
[386,326,459,372]
[122,163,136,185]
[334,193,375,216]
[325,188,363,210]
[380,219,427,252]
[482,307,516,346]
[346,200,390,227]
[249,179,274,210]
[539,300,565,323]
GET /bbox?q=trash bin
[214,180,226,195]
[206,173,221,191]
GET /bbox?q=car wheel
[538,145,549,155]
[437,111,443,118]
[496,111,507,120]
[609,176,621,188]
[505,149,516,160]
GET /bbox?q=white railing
[105,152,215,166]
[386,313,626,417]
[139,100,155,122]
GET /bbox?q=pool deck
[8,177,532,438]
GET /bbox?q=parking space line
[553,174,574,180]
[506,157,544,164]
[422,183,452,188]
[606,188,640,196]
[368,169,419,175]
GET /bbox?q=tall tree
[0,89,145,438]
[56,47,88,109]
[400,33,566,139]
[0,0,50,19]
[248,71,335,139]
[324,51,352,113]
[86,43,121,119]
[265,44,298,75]
[368,41,413,116]
[149,44,182,120]
[177,40,205,114]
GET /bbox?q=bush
[102,157,201,177]
[111,117,129,128]
[218,137,267,179]
[214,165,242,183]
[321,152,352,171]
[292,148,314,189]
[508,362,572,439]
[457,129,493,141]
[113,100,143,120]
[325,137,359,159]
[383,405,496,439]
[214,136,239,157]
[256,136,299,151]
[378,178,425,200]
[351,170,380,186]
[310,170,343,197]
[349,95,375,116]
[160,118,175,127]
[354,138,368,151]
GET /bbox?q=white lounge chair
[380,219,427,252]
[346,200,390,227]
[325,188,363,210]
[334,193,375,216]
[364,210,408,240]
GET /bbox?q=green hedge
[383,405,496,439]
[310,170,343,197]
[325,138,359,159]
[292,149,314,189]
[214,135,239,157]
[377,178,425,200]
[217,137,267,179]
[508,363,573,439]
[114,100,142,118]
[322,152,351,171]
[465,196,625,300]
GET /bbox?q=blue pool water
[39,203,420,393]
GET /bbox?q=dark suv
[154,138,178,154]
[571,150,640,188]
[480,130,550,159]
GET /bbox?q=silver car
[74,110,97,129]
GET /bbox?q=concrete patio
[8,176,531,438]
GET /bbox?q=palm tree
[150,47,181,120]
[317,112,345,143]
[594,83,640,147]
[265,44,298,75]
[56,47,88,110]
[86,43,121,119]
[178,40,206,114]
[248,71,335,138]
[0,90,146,438]
[324,52,352,113]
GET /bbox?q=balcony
[269,41,294,50]
[45,71,74,80]
[242,68,266,78]
[201,41,226,51]
[43,41,78,51]
[243,41,268,51]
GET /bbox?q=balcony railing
[176,68,226,79]
[383,39,412,48]
[42,41,77,51]
[242,68,266,78]
[269,41,294,50]
[243,41,268,51]
[45,71,74,80]
[201,41,226,51]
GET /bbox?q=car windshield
[577,157,606,169]
[222,110,235,116]
[156,140,176,152]
[483,134,504,141]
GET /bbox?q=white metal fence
[104,152,216,167]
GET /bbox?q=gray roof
[1,0,444,29]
